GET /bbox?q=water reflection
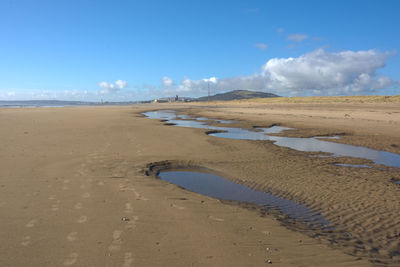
[159,170,328,226]
[144,110,400,168]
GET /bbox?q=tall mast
[208,82,210,103]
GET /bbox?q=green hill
[195,90,279,101]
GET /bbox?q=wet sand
[0,99,399,266]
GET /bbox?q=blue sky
[1,0,399,101]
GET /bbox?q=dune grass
[213,95,400,104]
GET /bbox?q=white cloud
[97,80,128,94]
[161,76,174,87]
[115,80,128,89]
[167,49,394,96]
[260,49,392,94]
[277,27,285,33]
[203,77,217,83]
[161,77,218,96]
[62,90,81,98]
[254,43,268,50]
[287,33,308,42]
[98,81,115,90]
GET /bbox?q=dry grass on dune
[201,95,400,105]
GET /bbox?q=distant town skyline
[1,0,399,101]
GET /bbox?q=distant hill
[194,90,279,101]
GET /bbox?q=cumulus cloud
[177,77,209,93]
[98,81,115,90]
[161,76,174,87]
[287,33,308,42]
[260,49,392,94]
[97,80,128,94]
[115,80,128,89]
[203,77,217,83]
[161,76,218,96]
[254,43,268,50]
[62,90,84,98]
[169,49,394,96]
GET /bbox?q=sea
[0,100,138,108]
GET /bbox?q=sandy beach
[1,98,399,266]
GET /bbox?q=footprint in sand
[209,215,224,222]
[122,252,134,267]
[67,232,78,242]
[108,230,123,252]
[124,203,133,214]
[126,186,148,201]
[171,204,185,210]
[112,230,122,240]
[21,236,31,246]
[51,204,59,211]
[119,184,126,191]
[74,203,83,209]
[262,230,271,236]
[26,219,37,228]
[77,215,88,223]
[125,216,139,230]
[63,252,78,266]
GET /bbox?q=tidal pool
[159,170,328,226]
[334,163,371,168]
[144,110,400,168]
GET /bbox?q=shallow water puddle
[334,163,371,168]
[144,110,400,168]
[159,170,328,226]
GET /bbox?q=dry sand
[0,98,399,266]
